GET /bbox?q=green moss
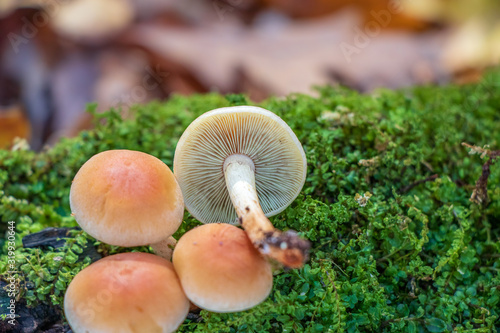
[1,70,500,332]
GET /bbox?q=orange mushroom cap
[69,150,184,247]
[173,223,273,312]
[64,252,189,333]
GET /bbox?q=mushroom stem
[223,154,309,268]
[150,236,177,261]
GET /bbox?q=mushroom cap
[70,150,184,247]
[172,223,273,312]
[64,252,189,333]
[173,106,307,224]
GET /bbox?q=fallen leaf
[0,105,30,148]
[123,9,451,96]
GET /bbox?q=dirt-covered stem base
[223,154,310,268]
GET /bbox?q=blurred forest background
[0,0,499,150]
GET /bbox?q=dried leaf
[0,105,30,148]
[124,10,449,96]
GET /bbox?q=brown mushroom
[70,149,184,259]
[172,223,273,312]
[64,252,189,333]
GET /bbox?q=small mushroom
[172,223,273,312]
[173,106,310,268]
[64,252,189,333]
[70,150,184,259]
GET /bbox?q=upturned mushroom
[172,223,273,312]
[173,106,310,268]
[64,252,189,333]
[70,149,184,259]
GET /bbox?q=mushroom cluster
[174,106,310,267]
[67,149,188,332]
[65,106,309,332]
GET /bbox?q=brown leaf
[0,105,30,148]
[123,10,450,96]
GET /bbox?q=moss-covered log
[1,70,499,332]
